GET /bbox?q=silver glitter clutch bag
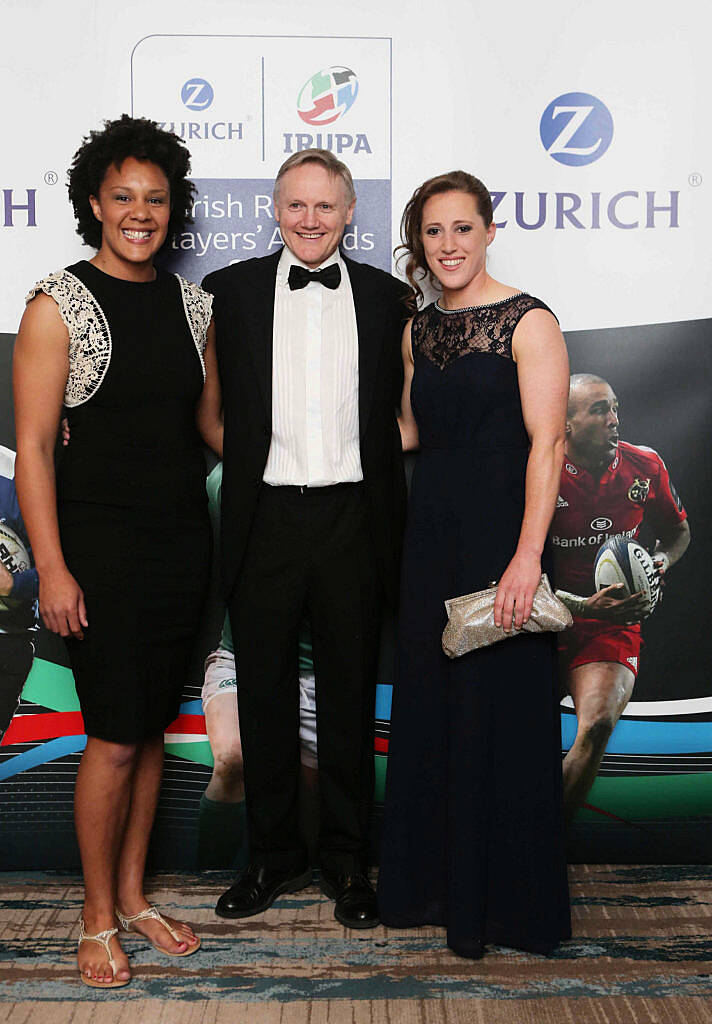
[442,574,572,658]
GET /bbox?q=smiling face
[420,190,495,299]
[88,157,171,279]
[274,162,355,268]
[567,380,620,468]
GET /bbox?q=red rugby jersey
[550,441,687,594]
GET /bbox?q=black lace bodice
[412,293,554,370]
[410,293,556,452]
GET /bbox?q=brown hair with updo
[396,171,493,308]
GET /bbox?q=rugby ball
[0,522,30,612]
[593,537,659,618]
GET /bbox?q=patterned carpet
[1,866,711,1023]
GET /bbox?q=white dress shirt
[263,247,363,486]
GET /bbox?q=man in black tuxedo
[203,150,409,928]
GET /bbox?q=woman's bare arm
[398,319,419,452]
[195,320,223,457]
[13,294,87,638]
[494,308,569,631]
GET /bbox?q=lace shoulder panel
[25,270,112,408]
[496,294,557,333]
[413,294,556,371]
[176,275,213,381]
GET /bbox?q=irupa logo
[283,132,371,155]
[285,66,370,156]
[297,67,358,126]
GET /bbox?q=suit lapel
[245,249,281,421]
[344,255,382,439]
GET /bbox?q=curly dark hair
[67,114,195,249]
[396,171,493,308]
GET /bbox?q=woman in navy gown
[378,171,571,958]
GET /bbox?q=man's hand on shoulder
[201,270,218,295]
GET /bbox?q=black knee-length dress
[378,294,571,957]
[27,261,212,743]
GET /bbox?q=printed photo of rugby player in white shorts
[550,374,690,823]
[0,446,39,738]
[197,611,319,869]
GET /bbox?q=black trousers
[228,482,382,875]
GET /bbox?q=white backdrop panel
[1,0,709,332]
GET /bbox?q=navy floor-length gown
[378,294,571,958]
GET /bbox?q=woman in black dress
[13,117,222,987]
[378,172,571,958]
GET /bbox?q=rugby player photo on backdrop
[551,374,690,822]
[0,446,39,737]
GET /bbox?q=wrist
[37,559,68,577]
[556,590,589,617]
[654,551,670,574]
[514,543,542,561]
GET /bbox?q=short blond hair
[273,149,356,205]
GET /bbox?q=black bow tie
[288,263,341,291]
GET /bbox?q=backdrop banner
[1,0,709,868]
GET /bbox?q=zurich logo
[591,517,613,530]
[181,78,214,111]
[297,67,358,126]
[540,92,614,166]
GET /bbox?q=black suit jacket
[203,249,410,606]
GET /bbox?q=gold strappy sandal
[115,905,201,956]
[78,919,130,988]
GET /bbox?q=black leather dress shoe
[215,864,311,919]
[320,870,379,929]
